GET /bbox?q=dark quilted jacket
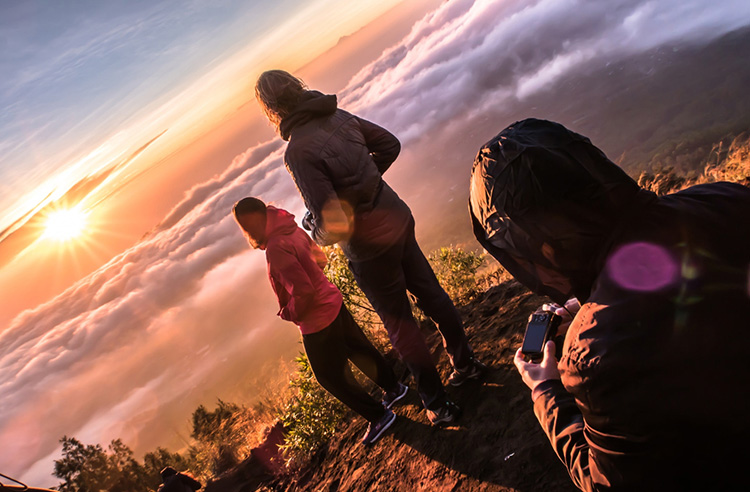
[281,91,411,261]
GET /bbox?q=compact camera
[521,311,561,362]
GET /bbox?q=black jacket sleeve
[356,117,401,174]
[532,379,602,491]
[285,152,351,246]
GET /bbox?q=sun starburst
[42,208,89,241]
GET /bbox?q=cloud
[3,0,750,486]
[341,0,750,142]
[0,140,303,482]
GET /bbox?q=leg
[401,224,474,369]
[302,309,386,423]
[337,306,399,392]
[349,243,448,410]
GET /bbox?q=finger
[542,303,559,312]
[542,340,556,364]
[514,347,527,370]
[555,321,570,337]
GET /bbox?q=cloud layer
[3,0,749,485]
[0,142,303,482]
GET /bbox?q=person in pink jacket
[232,197,408,445]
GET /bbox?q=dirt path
[267,280,579,492]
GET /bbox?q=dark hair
[160,466,177,479]
[255,70,307,130]
[233,197,267,220]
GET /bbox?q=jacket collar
[279,90,337,141]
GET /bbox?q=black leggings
[302,304,399,422]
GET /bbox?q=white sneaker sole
[384,384,409,409]
[363,411,397,445]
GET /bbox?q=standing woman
[254,70,485,424]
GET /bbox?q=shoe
[447,358,487,386]
[426,400,461,426]
[362,409,397,445]
[382,382,409,409]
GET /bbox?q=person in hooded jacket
[469,118,750,491]
[254,70,485,424]
[232,197,408,445]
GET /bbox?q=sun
[43,208,89,241]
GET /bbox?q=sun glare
[43,208,89,241]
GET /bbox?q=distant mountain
[398,25,750,251]
[532,24,750,175]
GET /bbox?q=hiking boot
[426,400,461,426]
[448,358,487,387]
[362,409,397,445]
[382,382,409,409]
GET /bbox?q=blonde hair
[255,70,307,130]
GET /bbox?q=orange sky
[0,0,441,328]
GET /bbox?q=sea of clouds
[3,0,749,485]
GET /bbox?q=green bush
[187,397,283,482]
[322,246,389,351]
[277,354,346,467]
[428,246,485,304]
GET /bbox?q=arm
[286,153,351,246]
[533,380,600,492]
[356,117,401,174]
[515,342,603,492]
[268,244,317,322]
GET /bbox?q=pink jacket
[264,206,343,334]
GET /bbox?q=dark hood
[279,90,338,141]
[469,118,656,303]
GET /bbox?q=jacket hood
[265,206,298,240]
[469,118,656,303]
[279,90,337,141]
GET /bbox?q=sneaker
[362,409,397,445]
[382,382,409,409]
[426,400,461,426]
[447,358,487,387]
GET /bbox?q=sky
[2,0,750,487]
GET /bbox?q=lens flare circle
[43,208,88,241]
[607,242,679,292]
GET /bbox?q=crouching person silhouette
[469,118,750,491]
[233,197,408,445]
[157,467,201,492]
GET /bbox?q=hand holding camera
[542,297,581,338]
[514,341,560,398]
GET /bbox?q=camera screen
[522,321,550,353]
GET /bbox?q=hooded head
[255,70,307,130]
[160,466,177,480]
[469,118,655,303]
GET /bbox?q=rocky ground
[206,280,579,492]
